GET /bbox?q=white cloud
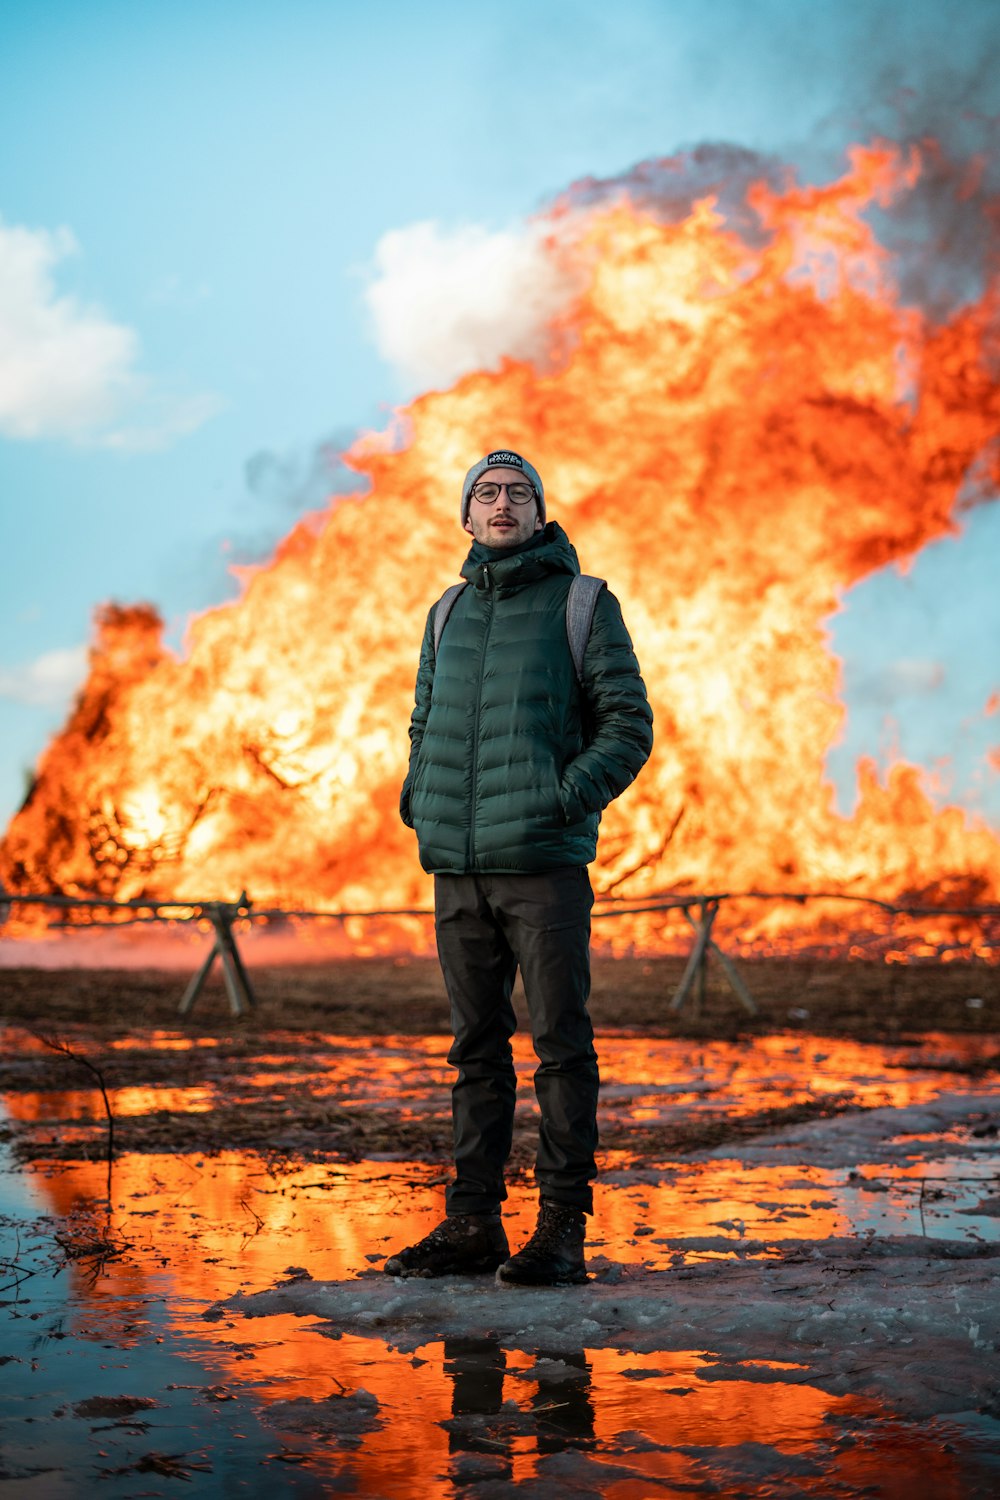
[0,216,219,447]
[365,219,580,391]
[0,644,88,708]
[0,219,137,440]
[102,390,227,454]
[148,272,213,309]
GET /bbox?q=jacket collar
[460,521,581,592]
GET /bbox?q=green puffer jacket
[400,522,653,873]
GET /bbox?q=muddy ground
[1,957,998,1495]
[2,952,997,1038]
[0,956,996,1167]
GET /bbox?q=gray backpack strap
[566,574,606,685]
[433,582,468,657]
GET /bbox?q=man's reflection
[443,1335,512,1482]
[441,1336,595,1476]
[530,1347,595,1453]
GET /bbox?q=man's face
[464,466,543,547]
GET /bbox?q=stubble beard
[470,512,537,547]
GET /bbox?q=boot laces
[418,1214,486,1251]
[526,1204,580,1254]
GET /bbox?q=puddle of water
[4,1219,998,1498]
[1,1029,998,1495]
[3,1086,215,1122]
[3,1029,997,1143]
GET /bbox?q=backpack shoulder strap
[433,582,468,657]
[566,574,606,685]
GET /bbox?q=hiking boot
[496,1201,588,1286]
[384,1213,509,1278]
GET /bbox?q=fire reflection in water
[6,1029,997,1135]
[1,1026,997,1495]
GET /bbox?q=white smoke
[364,219,579,392]
[855,658,947,702]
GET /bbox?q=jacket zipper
[467,565,493,869]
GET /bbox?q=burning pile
[3,142,999,953]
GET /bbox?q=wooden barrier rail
[2,888,997,1019]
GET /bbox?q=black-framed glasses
[470,481,536,505]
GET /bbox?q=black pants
[434,868,598,1216]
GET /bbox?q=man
[388,450,653,1285]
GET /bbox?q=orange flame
[3,142,999,952]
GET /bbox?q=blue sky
[2,0,999,830]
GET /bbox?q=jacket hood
[461,521,580,591]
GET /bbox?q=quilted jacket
[400,522,653,873]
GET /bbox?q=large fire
[3,142,999,955]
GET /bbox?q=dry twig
[27,1029,115,1201]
